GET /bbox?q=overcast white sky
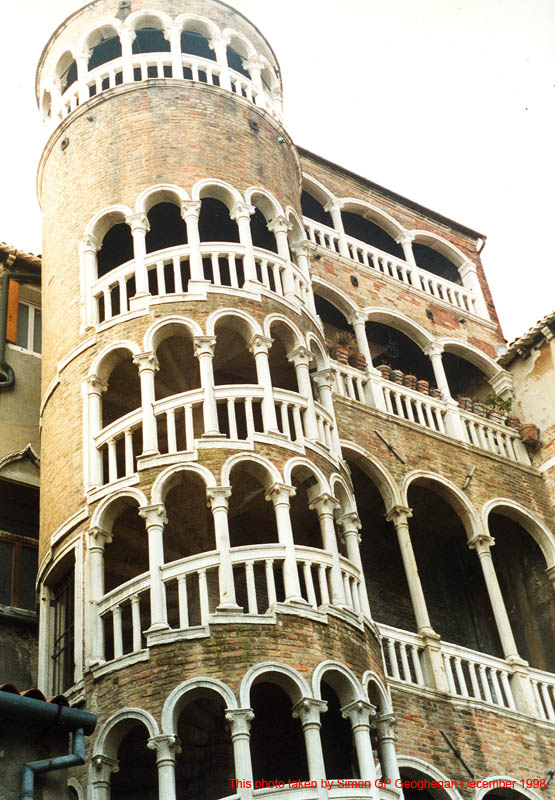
[1,0,553,342]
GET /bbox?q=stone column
[164,24,183,77]
[309,493,345,607]
[311,369,342,456]
[337,512,372,620]
[341,700,377,787]
[348,313,372,367]
[139,504,169,632]
[374,713,401,783]
[225,709,254,799]
[324,200,349,258]
[120,28,136,83]
[249,335,280,434]
[395,231,416,267]
[459,260,489,318]
[209,33,232,90]
[243,55,266,106]
[265,483,305,604]
[91,755,119,800]
[268,215,297,301]
[86,526,112,666]
[290,242,317,313]
[87,375,107,488]
[181,200,206,288]
[126,212,151,302]
[423,343,466,441]
[386,506,448,691]
[230,202,257,286]
[79,234,99,326]
[193,336,221,437]
[288,346,319,440]
[133,352,159,456]
[75,50,90,104]
[50,78,63,121]
[206,487,241,611]
[291,698,327,783]
[148,734,181,800]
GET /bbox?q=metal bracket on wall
[374,430,406,464]
[439,729,474,778]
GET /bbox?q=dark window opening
[132,27,170,54]
[301,191,333,227]
[102,354,141,427]
[321,682,357,779]
[365,321,436,384]
[0,479,39,538]
[181,30,216,60]
[111,724,158,800]
[226,46,250,78]
[198,198,239,243]
[228,468,278,548]
[145,202,188,253]
[60,60,77,93]
[52,568,75,694]
[412,243,461,284]
[97,223,134,277]
[250,208,277,252]
[442,352,491,402]
[342,212,404,260]
[88,35,122,70]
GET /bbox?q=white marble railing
[90,243,308,324]
[459,408,530,464]
[98,545,363,660]
[380,624,426,688]
[441,640,516,711]
[154,389,204,454]
[55,52,280,124]
[529,667,555,722]
[303,218,477,315]
[94,407,143,485]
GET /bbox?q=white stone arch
[174,13,221,40]
[90,487,149,531]
[123,9,173,35]
[192,178,244,211]
[143,315,203,353]
[162,676,237,735]
[245,187,284,222]
[475,778,543,800]
[312,660,364,705]
[482,498,555,569]
[340,442,401,513]
[408,229,468,268]
[135,183,190,214]
[89,340,141,383]
[240,661,312,707]
[77,20,122,57]
[312,275,359,321]
[85,204,134,244]
[283,456,330,495]
[151,462,217,505]
[362,670,392,714]
[401,470,481,541]
[286,206,306,246]
[302,173,337,208]
[67,777,84,800]
[438,337,502,381]
[205,307,262,338]
[395,756,463,800]
[221,452,282,489]
[222,27,258,61]
[363,307,433,351]
[92,707,159,760]
[264,313,304,353]
[340,198,404,240]
[54,49,77,82]
[306,332,329,371]
[330,473,356,515]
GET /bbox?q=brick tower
[35,1,554,799]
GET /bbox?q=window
[15,302,41,354]
[0,480,39,612]
[52,569,75,693]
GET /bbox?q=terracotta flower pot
[390,369,404,384]
[506,416,521,430]
[403,374,417,390]
[519,423,539,443]
[457,395,472,411]
[348,352,367,370]
[487,410,504,425]
[377,364,391,380]
[472,401,486,417]
[429,388,441,399]
[416,380,429,394]
[329,345,349,364]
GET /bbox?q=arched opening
[180,30,216,60]
[213,318,257,386]
[174,691,234,800]
[483,787,530,800]
[146,202,188,253]
[407,481,501,656]
[103,500,150,660]
[97,222,134,278]
[47,554,76,694]
[41,90,52,120]
[198,197,240,243]
[288,465,324,550]
[226,45,250,78]
[268,321,298,393]
[102,350,141,427]
[489,512,555,672]
[155,331,200,400]
[314,295,357,366]
[442,351,494,415]
[88,29,122,70]
[57,52,77,93]
[110,721,157,800]
[366,321,435,388]
[413,243,461,284]
[301,190,333,228]
[320,680,357,780]
[399,766,454,800]
[342,211,404,260]
[162,471,216,626]
[250,207,277,253]
[132,24,170,54]
[250,681,308,783]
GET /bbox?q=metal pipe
[21,728,85,800]
[0,691,96,734]
[0,270,41,391]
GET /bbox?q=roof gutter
[0,270,41,391]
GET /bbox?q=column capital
[243,54,266,72]
[125,212,150,234]
[347,311,368,328]
[337,512,362,534]
[423,342,444,358]
[309,493,340,516]
[92,754,120,776]
[290,241,311,258]
[395,231,415,246]
[265,482,296,505]
[86,374,108,395]
[163,23,181,40]
[468,532,495,554]
[230,202,255,221]
[287,345,313,367]
[133,351,159,372]
[147,733,181,760]
[193,336,217,358]
[291,697,327,725]
[489,369,514,398]
[341,699,376,728]
[120,27,137,45]
[80,233,99,253]
[267,215,292,234]
[139,503,167,528]
[312,368,334,389]
[206,485,232,510]
[209,32,231,50]
[323,199,343,214]
[385,505,412,525]
[180,200,202,220]
[459,259,478,278]
[545,564,555,589]
[225,708,254,736]
[87,526,112,550]
[374,712,398,741]
[248,334,273,355]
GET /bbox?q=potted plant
[519,423,540,444]
[328,330,353,364]
[506,415,521,430]
[416,379,429,394]
[403,373,417,390]
[472,400,486,417]
[348,348,367,370]
[377,363,391,381]
[390,368,404,384]
[484,393,512,425]
[457,395,472,411]
[429,387,442,399]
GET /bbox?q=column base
[216,602,243,613]
[243,278,264,292]
[129,292,151,312]
[284,595,311,607]
[187,279,211,294]
[146,622,170,633]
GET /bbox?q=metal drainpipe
[20,728,85,800]
[0,270,41,391]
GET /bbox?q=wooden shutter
[5,279,19,343]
